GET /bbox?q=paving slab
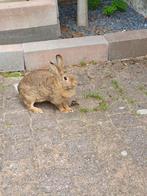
[0,56,147,195]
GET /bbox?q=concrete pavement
[0,56,147,195]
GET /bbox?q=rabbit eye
[64,76,67,80]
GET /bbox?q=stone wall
[126,0,147,17]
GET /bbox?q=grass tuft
[82,91,109,112]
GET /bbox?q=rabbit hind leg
[29,103,43,113]
[22,96,43,113]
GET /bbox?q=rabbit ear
[56,54,64,75]
[50,61,56,66]
[49,62,59,76]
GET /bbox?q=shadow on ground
[0,56,147,195]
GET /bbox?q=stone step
[0,0,60,44]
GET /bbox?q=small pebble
[137,109,147,115]
[121,150,128,157]
[119,106,125,110]
[13,83,19,93]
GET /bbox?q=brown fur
[18,55,77,113]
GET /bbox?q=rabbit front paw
[58,104,73,113]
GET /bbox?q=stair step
[0,0,60,44]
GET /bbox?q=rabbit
[18,54,77,113]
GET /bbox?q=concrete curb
[0,44,24,72]
[104,29,147,60]
[0,29,147,71]
[23,36,108,70]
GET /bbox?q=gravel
[59,0,147,38]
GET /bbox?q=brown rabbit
[18,55,77,113]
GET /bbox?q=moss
[0,84,6,92]
[138,86,144,91]
[0,71,23,78]
[79,108,90,113]
[4,122,12,128]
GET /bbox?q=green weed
[79,101,109,113]
[103,5,117,16]
[111,80,136,105]
[99,101,109,111]
[83,91,109,112]
[138,85,147,96]
[111,80,124,95]
[89,60,97,65]
[103,0,128,16]
[80,61,87,67]
[112,0,128,12]
[85,91,104,100]
[126,97,136,105]
[88,0,101,10]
